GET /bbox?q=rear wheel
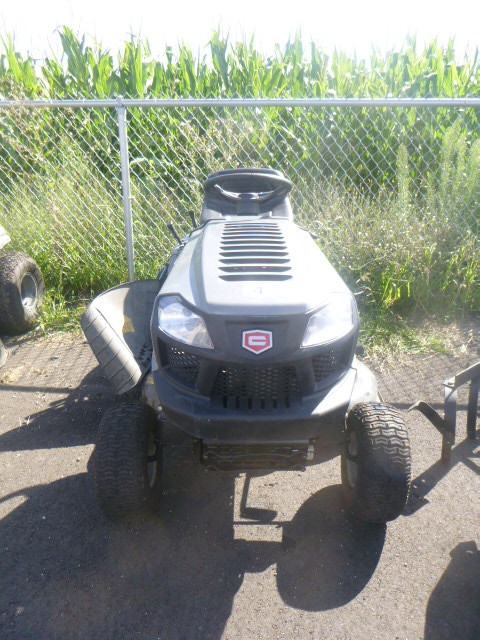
[341,402,411,522]
[0,252,45,335]
[94,402,162,521]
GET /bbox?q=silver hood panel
[160,219,350,316]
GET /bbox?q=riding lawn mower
[82,169,411,522]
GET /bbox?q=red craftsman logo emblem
[242,330,273,354]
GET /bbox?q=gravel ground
[0,334,479,640]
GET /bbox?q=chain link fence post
[116,97,135,281]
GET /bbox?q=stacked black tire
[0,252,45,336]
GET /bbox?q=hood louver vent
[219,222,292,281]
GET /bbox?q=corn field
[2,29,479,100]
[0,29,479,339]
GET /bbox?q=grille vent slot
[312,347,349,382]
[219,222,292,281]
[165,344,200,386]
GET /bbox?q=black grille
[213,364,300,409]
[161,341,350,405]
[165,345,200,385]
[219,222,292,281]
[312,348,348,381]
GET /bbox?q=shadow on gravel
[424,541,480,640]
[405,437,479,515]
[0,368,113,452]
[277,485,386,611]
[1,374,386,639]
[0,467,386,640]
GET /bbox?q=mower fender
[81,279,161,395]
[0,338,7,368]
[0,226,11,251]
[348,358,380,409]
[142,369,161,412]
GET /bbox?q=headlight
[302,293,354,347]
[158,296,214,349]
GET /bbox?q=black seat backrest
[201,168,293,222]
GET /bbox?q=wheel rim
[147,431,158,488]
[21,273,38,309]
[345,431,359,488]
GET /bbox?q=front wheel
[341,402,411,523]
[0,252,45,335]
[94,402,162,521]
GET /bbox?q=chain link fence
[0,99,479,315]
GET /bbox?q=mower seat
[201,168,293,222]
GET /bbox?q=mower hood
[160,219,349,316]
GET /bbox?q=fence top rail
[0,97,480,109]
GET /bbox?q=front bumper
[149,357,378,445]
